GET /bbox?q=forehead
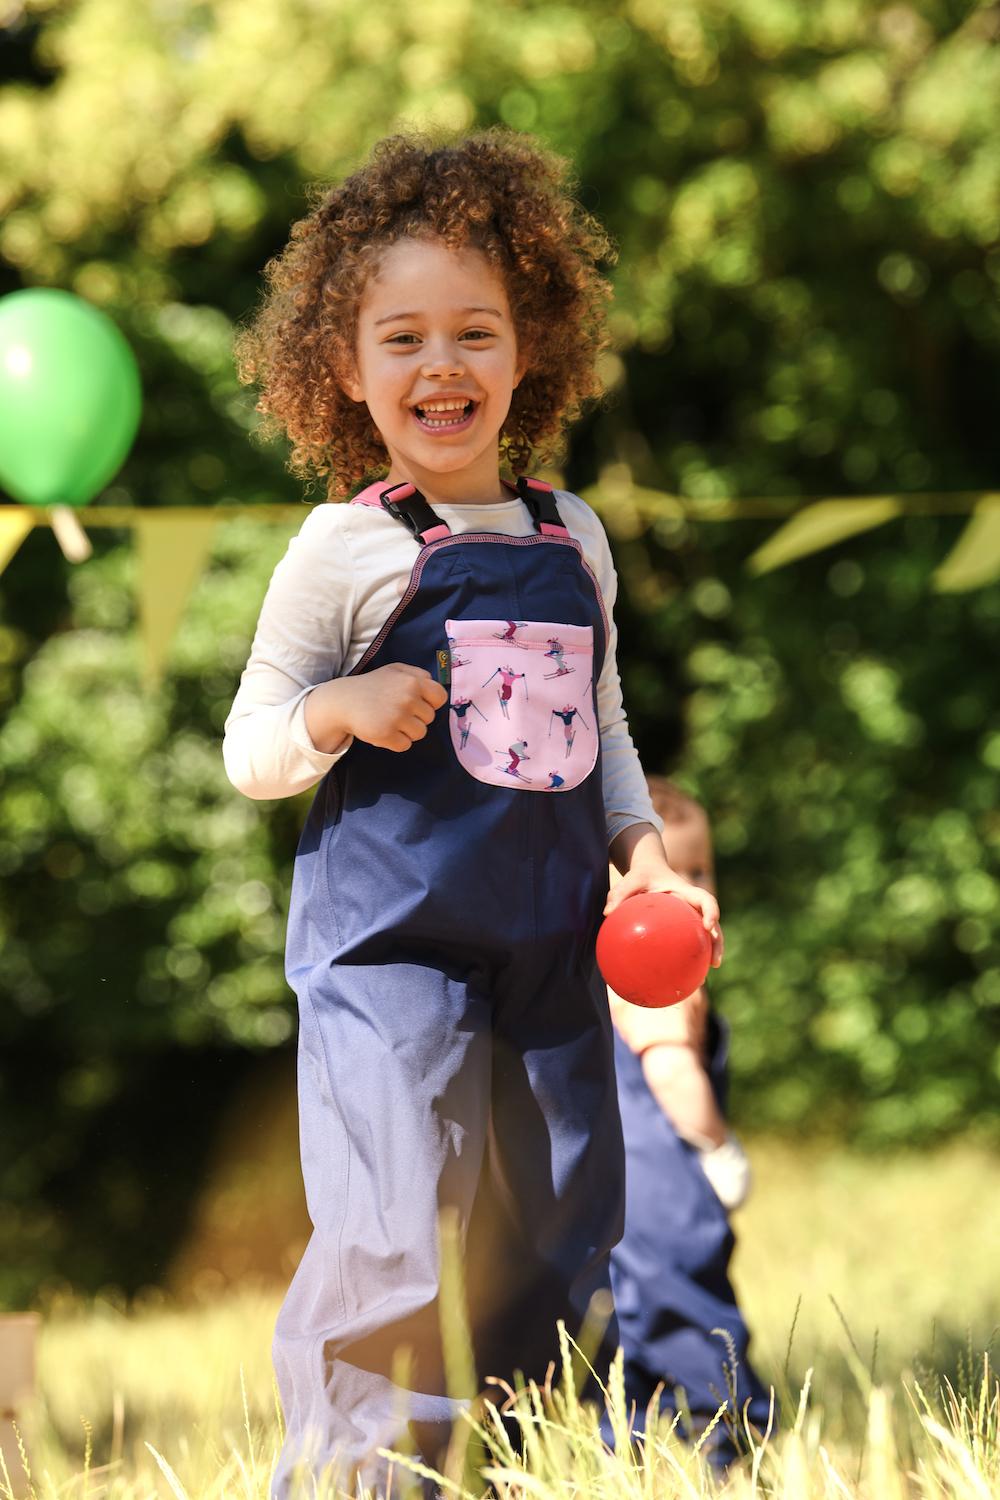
[661,809,714,874]
[360,237,511,318]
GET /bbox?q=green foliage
[607,513,1000,1143]
[2,0,1000,1298]
[0,523,306,1051]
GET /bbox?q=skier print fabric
[445,617,598,791]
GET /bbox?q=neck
[383,453,511,508]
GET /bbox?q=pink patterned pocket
[445,618,598,792]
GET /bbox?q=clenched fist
[305,663,448,754]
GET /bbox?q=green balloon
[0,288,142,508]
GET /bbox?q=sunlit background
[1,0,999,1492]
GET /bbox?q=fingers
[383,716,431,752]
[390,663,432,680]
[691,889,720,929]
[409,698,437,726]
[386,662,448,710]
[602,878,726,969]
[603,882,631,916]
[683,888,723,963]
[711,925,725,968]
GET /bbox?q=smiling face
[342,237,526,503]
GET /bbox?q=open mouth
[412,399,477,431]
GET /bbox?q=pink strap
[350,482,387,508]
[353,479,452,546]
[516,474,568,536]
[353,475,566,543]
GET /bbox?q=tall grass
[6,1140,999,1498]
[4,1297,998,1500]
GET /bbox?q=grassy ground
[6,1138,999,1498]
[734,1138,1000,1442]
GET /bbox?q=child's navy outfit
[611,1014,772,1470]
[271,479,626,1496]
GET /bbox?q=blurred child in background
[608,778,772,1470]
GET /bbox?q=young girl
[224,130,722,1497]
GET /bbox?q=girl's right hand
[306,664,447,753]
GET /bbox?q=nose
[420,339,465,379]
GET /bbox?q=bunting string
[0,489,997,690]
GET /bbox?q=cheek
[354,354,398,409]
[484,351,520,401]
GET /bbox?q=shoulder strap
[353,475,566,542]
[515,476,569,537]
[351,480,452,546]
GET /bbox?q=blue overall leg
[272,496,624,1497]
[467,935,623,1394]
[610,1024,772,1471]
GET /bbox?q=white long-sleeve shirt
[223,488,659,845]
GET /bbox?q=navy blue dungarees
[272,478,626,1497]
[611,1017,772,1470]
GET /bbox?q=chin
[406,443,495,474]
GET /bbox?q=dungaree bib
[273,479,626,1496]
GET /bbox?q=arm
[223,507,446,799]
[612,985,727,1141]
[222,506,356,800]
[560,495,722,962]
[607,820,723,968]
[304,666,447,754]
[610,986,751,1207]
[641,1037,728,1148]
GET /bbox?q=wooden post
[0,1314,39,1499]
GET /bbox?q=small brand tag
[435,649,451,687]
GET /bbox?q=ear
[341,364,365,403]
[335,345,365,403]
[513,334,532,390]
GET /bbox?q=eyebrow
[374,306,505,326]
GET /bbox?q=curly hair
[235,129,616,498]
[645,777,707,828]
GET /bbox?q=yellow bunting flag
[933,495,1000,592]
[0,507,36,577]
[747,498,903,575]
[134,512,222,688]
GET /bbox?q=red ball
[596,892,712,1008]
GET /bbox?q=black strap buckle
[380,482,448,544]
[515,476,566,533]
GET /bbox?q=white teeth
[414,398,473,428]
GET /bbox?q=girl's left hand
[604,868,724,969]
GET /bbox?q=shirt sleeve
[557,493,662,847]
[222,506,357,800]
